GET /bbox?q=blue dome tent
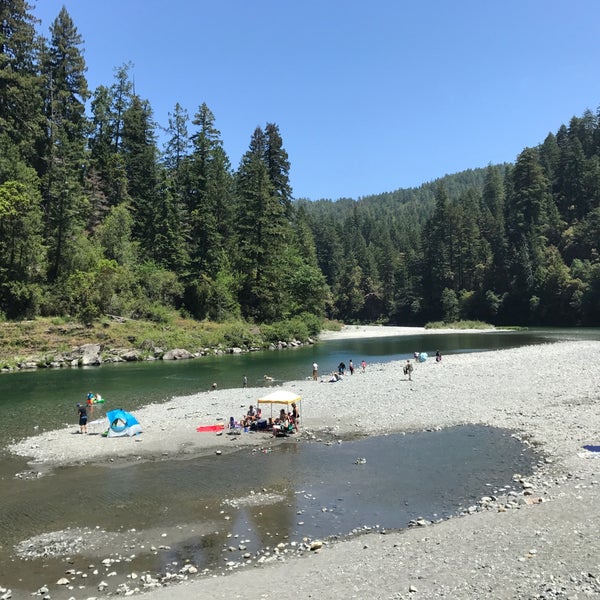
[106,409,142,437]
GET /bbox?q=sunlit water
[1,425,536,597]
[0,328,597,597]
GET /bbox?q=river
[2,327,599,449]
[0,327,598,598]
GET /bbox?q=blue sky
[33,1,600,201]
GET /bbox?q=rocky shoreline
[2,338,315,373]
[5,338,600,599]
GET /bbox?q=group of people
[228,405,263,431]
[313,358,368,382]
[271,402,299,436]
[403,350,443,381]
[227,402,299,437]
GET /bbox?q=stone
[79,344,102,366]
[56,577,70,585]
[162,349,193,360]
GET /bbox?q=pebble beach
[6,327,600,599]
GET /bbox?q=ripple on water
[1,425,537,597]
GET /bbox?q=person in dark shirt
[76,403,88,434]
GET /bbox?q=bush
[424,320,494,330]
[221,322,258,348]
[133,302,175,325]
[261,315,320,343]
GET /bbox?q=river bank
[0,315,321,373]
[6,337,600,598]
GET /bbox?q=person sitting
[272,408,291,436]
[242,405,258,428]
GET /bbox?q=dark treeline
[1,3,599,329]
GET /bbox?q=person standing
[86,391,95,416]
[290,401,300,431]
[243,375,248,387]
[361,359,367,373]
[349,359,354,375]
[404,359,414,381]
[76,403,88,434]
[312,362,319,380]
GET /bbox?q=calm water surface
[1,425,536,597]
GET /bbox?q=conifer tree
[40,7,90,281]
[235,126,290,321]
[186,103,233,277]
[264,123,293,219]
[504,148,554,320]
[121,95,159,250]
[421,182,452,318]
[0,0,43,163]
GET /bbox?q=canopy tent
[257,390,301,406]
[257,390,301,428]
[106,409,142,437]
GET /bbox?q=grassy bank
[424,320,496,330]
[0,314,341,369]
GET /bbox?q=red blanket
[196,424,225,432]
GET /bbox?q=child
[77,403,88,434]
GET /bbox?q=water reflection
[0,425,536,595]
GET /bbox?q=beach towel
[196,424,225,432]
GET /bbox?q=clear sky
[32,0,600,201]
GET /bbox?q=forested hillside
[1,3,599,329]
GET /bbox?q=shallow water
[0,425,537,597]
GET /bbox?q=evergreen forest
[2,2,600,332]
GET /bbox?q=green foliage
[441,288,459,322]
[220,321,261,348]
[134,261,183,305]
[99,204,137,266]
[425,320,495,330]
[2,1,600,332]
[260,313,323,342]
[134,302,174,325]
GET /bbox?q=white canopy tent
[257,390,301,427]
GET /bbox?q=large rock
[162,348,193,360]
[119,349,142,361]
[79,343,102,366]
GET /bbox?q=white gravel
[7,333,600,599]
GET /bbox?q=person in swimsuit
[290,402,299,431]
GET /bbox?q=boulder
[162,349,193,361]
[79,343,102,366]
